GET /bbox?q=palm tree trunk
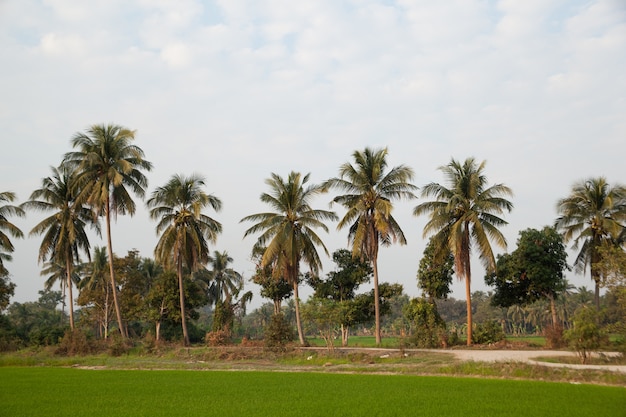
[293,281,305,345]
[105,204,127,338]
[372,259,381,346]
[464,273,473,346]
[177,258,190,346]
[65,256,75,331]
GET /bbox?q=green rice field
[1,367,624,417]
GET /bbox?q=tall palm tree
[241,171,337,345]
[147,174,222,346]
[414,157,513,345]
[22,165,98,330]
[323,148,417,345]
[555,177,626,309]
[63,123,152,338]
[202,251,243,307]
[0,191,25,276]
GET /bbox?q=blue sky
[1,0,625,308]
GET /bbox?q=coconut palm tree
[323,148,417,345]
[147,173,222,346]
[78,246,112,338]
[63,124,152,338]
[414,157,513,345]
[241,171,337,345]
[40,260,81,324]
[22,165,98,330]
[0,191,25,276]
[555,177,626,309]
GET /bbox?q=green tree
[147,174,222,346]
[486,227,569,327]
[306,248,372,345]
[22,165,98,330]
[0,191,25,277]
[0,273,15,312]
[414,157,513,345]
[249,244,293,315]
[555,177,626,309]
[324,147,417,345]
[417,236,454,302]
[242,171,337,346]
[63,124,152,338]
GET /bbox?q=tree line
[1,123,625,349]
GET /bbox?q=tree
[0,191,25,277]
[486,227,569,328]
[147,174,222,346]
[22,165,98,330]
[241,171,337,345]
[324,147,417,345]
[306,248,372,346]
[0,273,15,313]
[249,244,293,315]
[555,178,626,310]
[414,157,513,345]
[417,236,454,302]
[63,124,152,338]
[77,247,112,338]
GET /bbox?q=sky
[1,0,625,310]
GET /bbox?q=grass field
[1,367,624,417]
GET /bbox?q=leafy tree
[249,244,292,315]
[301,297,344,350]
[147,174,222,346]
[0,273,15,312]
[403,297,446,348]
[350,282,404,336]
[564,306,606,364]
[555,177,626,309]
[7,290,66,346]
[22,165,98,330]
[324,147,417,345]
[306,248,372,345]
[417,236,454,302]
[242,171,337,345]
[0,191,25,277]
[64,124,152,338]
[486,227,569,327]
[414,157,513,345]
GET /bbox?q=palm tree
[323,148,417,345]
[40,260,81,324]
[63,124,152,338]
[0,191,25,276]
[241,171,337,345]
[22,165,98,330]
[202,251,243,306]
[147,174,222,346]
[414,157,513,345]
[78,246,112,338]
[555,177,626,309]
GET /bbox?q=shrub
[264,313,294,352]
[564,306,608,364]
[404,298,447,348]
[206,330,231,346]
[472,320,505,345]
[55,329,98,356]
[543,324,565,349]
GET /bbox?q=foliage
[249,244,292,314]
[414,157,513,345]
[55,329,99,356]
[0,273,16,312]
[564,306,608,364]
[417,236,454,300]
[263,312,294,352]
[403,297,447,348]
[301,297,345,350]
[324,147,417,345]
[471,320,505,345]
[6,290,67,346]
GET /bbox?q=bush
[543,324,565,349]
[404,298,447,348]
[206,330,232,346]
[55,329,98,356]
[564,306,608,364]
[107,333,133,356]
[472,320,505,345]
[264,313,294,352]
